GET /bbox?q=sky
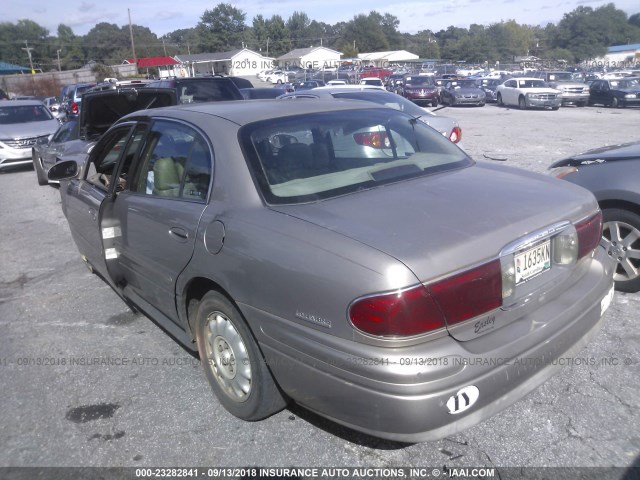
[6,0,640,38]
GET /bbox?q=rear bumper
[248,247,614,442]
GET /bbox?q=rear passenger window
[134,120,212,201]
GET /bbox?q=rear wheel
[195,291,287,420]
[602,208,640,293]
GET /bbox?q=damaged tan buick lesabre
[49,99,615,441]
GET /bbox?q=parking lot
[0,100,638,474]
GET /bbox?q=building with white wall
[277,47,343,70]
[175,49,273,77]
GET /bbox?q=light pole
[57,49,62,71]
[22,41,35,73]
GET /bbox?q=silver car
[279,87,463,145]
[49,99,615,442]
[0,100,60,170]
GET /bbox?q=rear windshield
[241,109,470,205]
[176,80,242,103]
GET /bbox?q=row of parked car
[392,70,640,110]
[2,71,637,444]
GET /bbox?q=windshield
[547,72,573,81]
[518,79,546,89]
[405,76,434,86]
[0,105,54,124]
[241,109,470,205]
[477,79,500,87]
[450,80,478,88]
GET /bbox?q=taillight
[353,131,390,149]
[349,259,503,337]
[428,260,502,326]
[349,285,445,337]
[576,211,603,259]
[449,126,462,143]
[71,102,79,114]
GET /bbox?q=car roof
[134,98,386,126]
[313,85,385,91]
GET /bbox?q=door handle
[169,227,188,240]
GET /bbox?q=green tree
[340,13,389,54]
[163,28,199,56]
[552,4,640,61]
[196,3,247,52]
[83,23,130,64]
[404,30,440,59]
[286,11,311,49]
[56,24,84,70]
[263,15,289,58]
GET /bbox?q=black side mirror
[48,160,78,181]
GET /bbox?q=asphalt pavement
[0,99,638,477]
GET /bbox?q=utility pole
[267,37,270,57]
[56,49,62,71]
[22,41,35,73]
[128,8,137,71]
[162,37,167,56]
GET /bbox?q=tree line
[0,2,639,72]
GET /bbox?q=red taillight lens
[71,102,79,114]
[353,131,390,149]
[576,211,603,260]
[449,126,462,143]
[349,285,446,337]
[428,259,502,326]
[349,259,503,337]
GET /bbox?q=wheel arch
[599,199,640,218]
[181,276,239,342]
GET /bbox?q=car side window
[133,120,212,201]
[85,125,140,191]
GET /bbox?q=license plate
[515,241,551,285]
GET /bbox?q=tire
[496,93,503,106]
[601,208,640,293]
[577,102,586,107]
[551,106,560,111]
[195,291,287,420]
[33,154,48,186]
[611,97,619,108]
[518,96,527,110]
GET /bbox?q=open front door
[99,119,213,330]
